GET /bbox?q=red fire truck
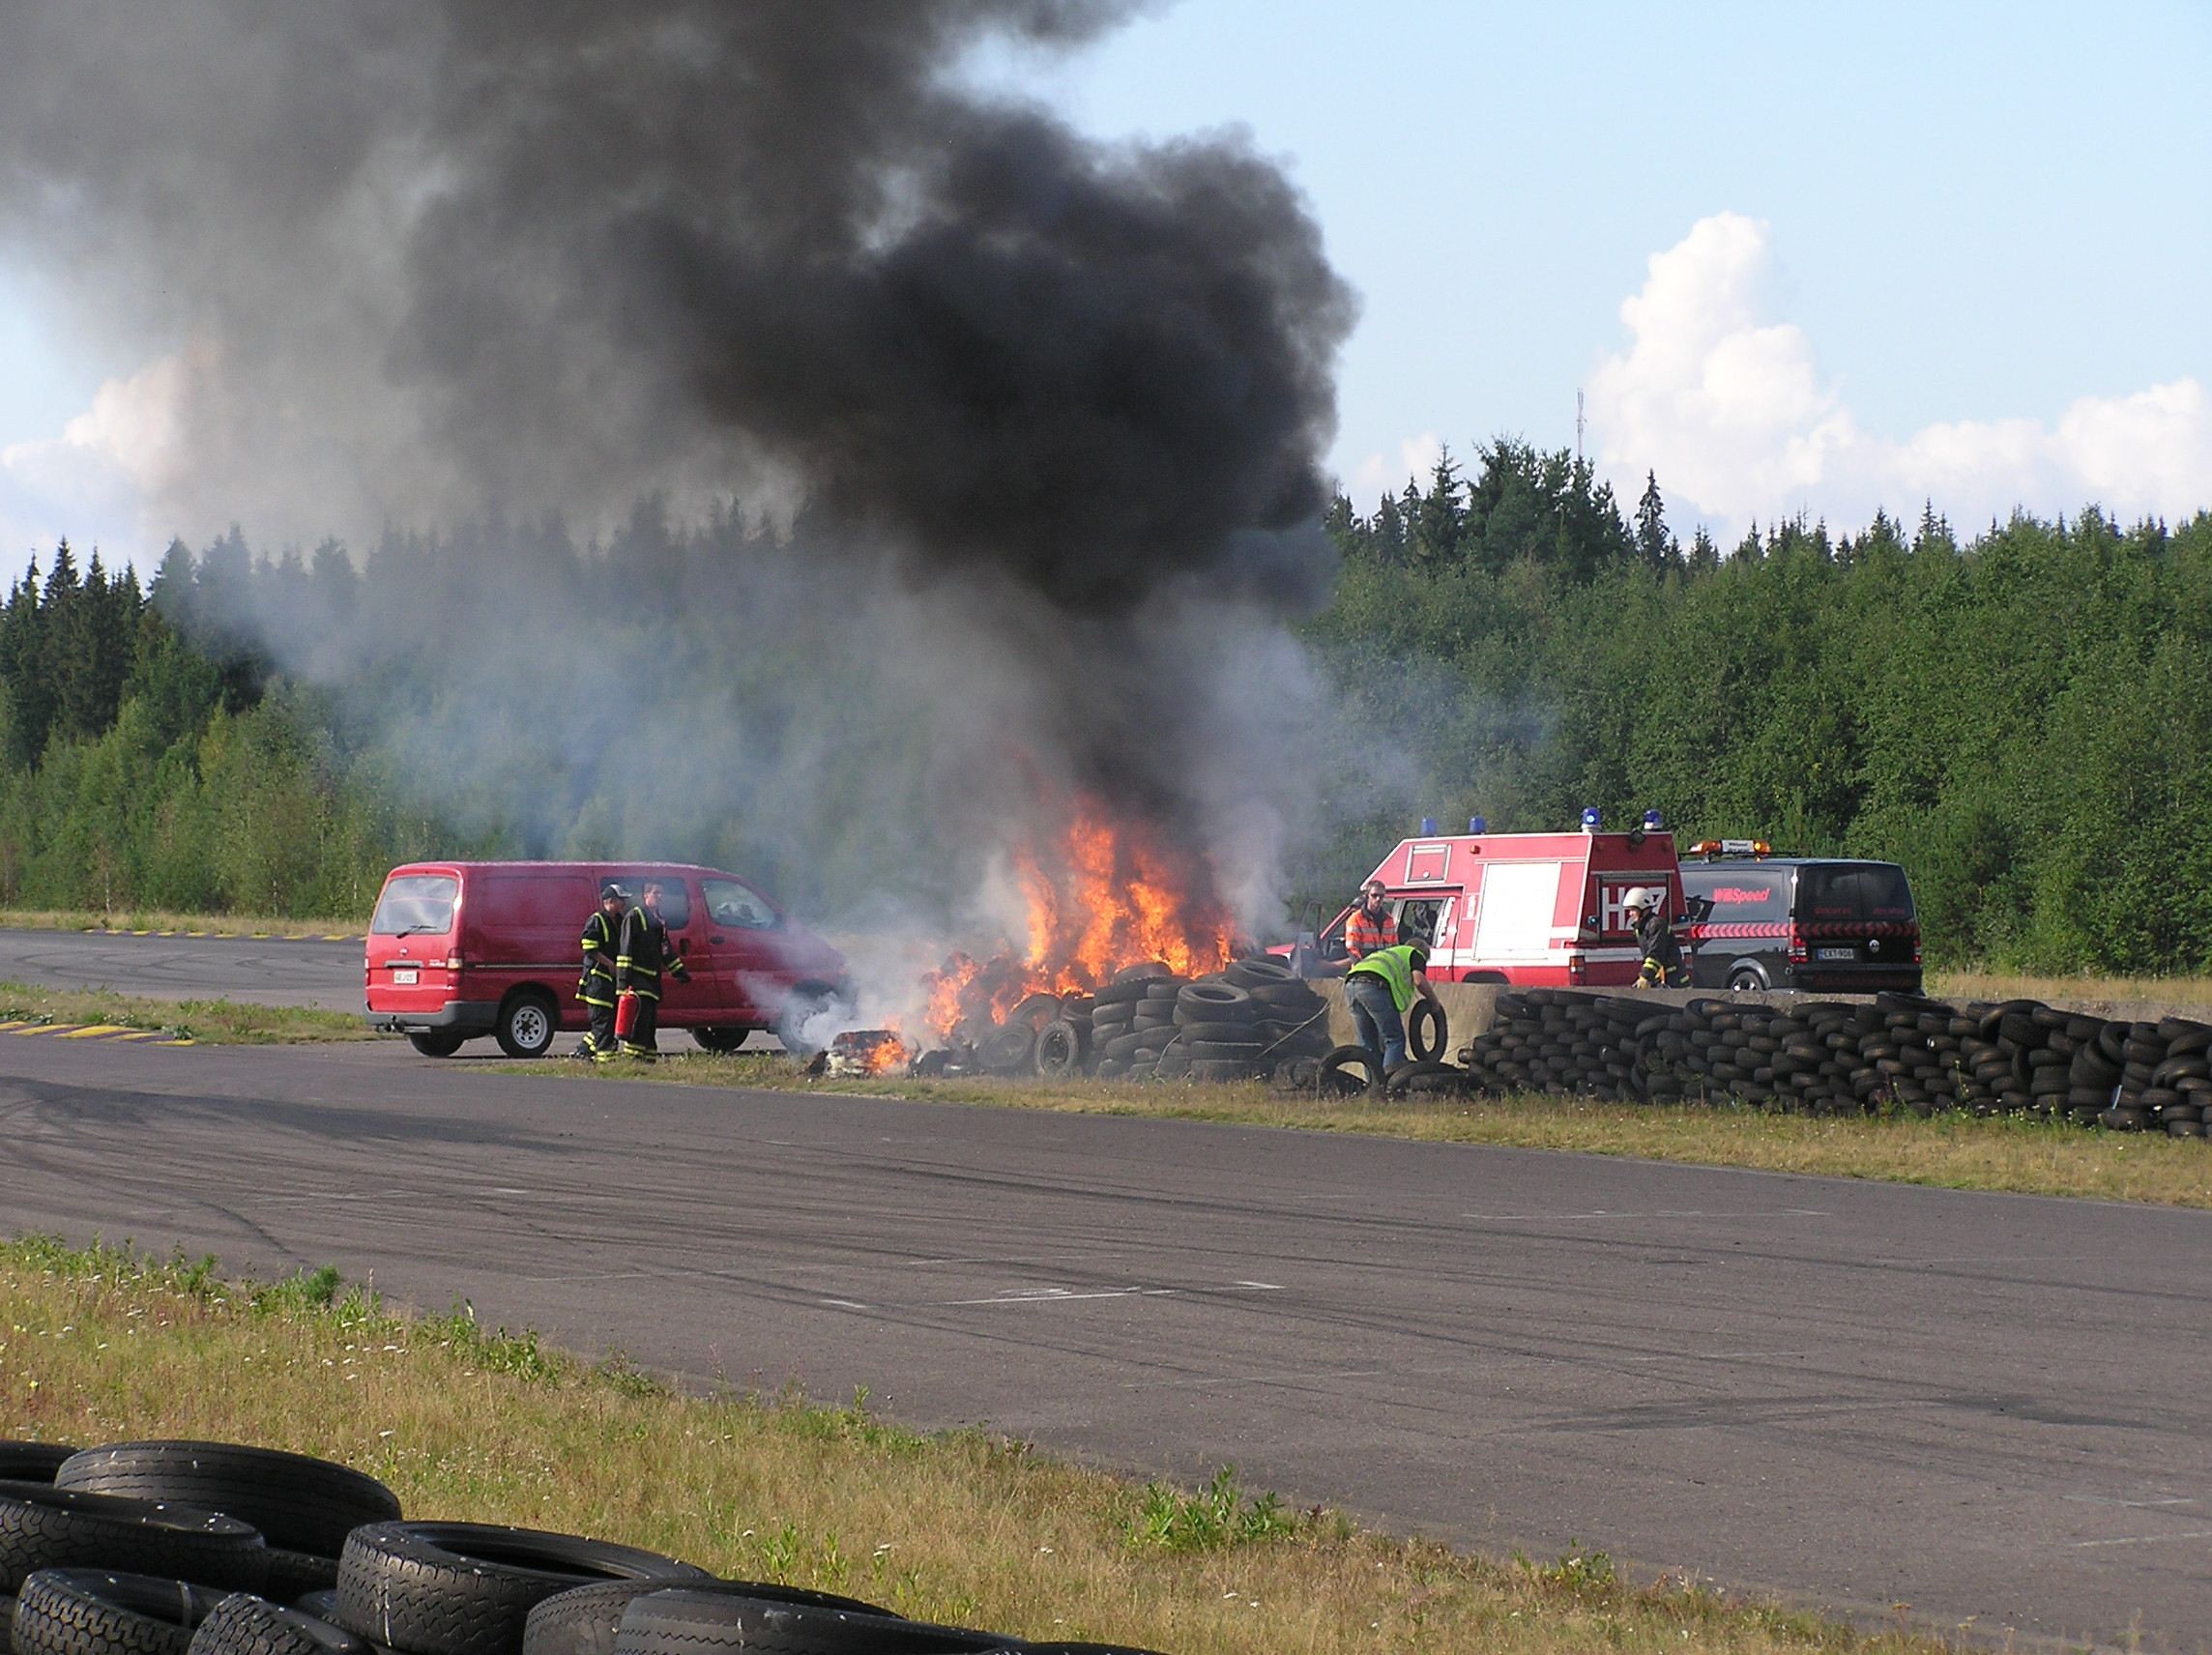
[1282,818,1688,986]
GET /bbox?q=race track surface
[0,1036,2205,1649]
[0,929,364,1009]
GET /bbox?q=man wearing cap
[1344,941,1441,1074]
[576,881,626,1059]
[1626,887,1688,988]
[1344,879,1396,963]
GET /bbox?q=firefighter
[615,879,690,1060]
[1625,886,1689,988]
[576,881,626,1059]
[1344,879,1395,962]
[1343,941,1440,1073]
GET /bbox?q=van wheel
[1728,966,1768,993]
[407,1031,465,1058]
[496,992,559,1059]
[775,983,848,1058]
[693,1027,750,1055]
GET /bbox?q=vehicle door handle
[710,936,726,944]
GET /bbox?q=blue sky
[3,0,2207,568]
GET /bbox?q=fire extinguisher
[614,991,639,1040]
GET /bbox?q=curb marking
[82,929,363,943]
[0,1019,191,1045]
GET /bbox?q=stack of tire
[1456,989,2212,1134]
[0,1437,1159,1655]
[1086,972,1186,1081]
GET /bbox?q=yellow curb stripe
[103,1031,168,1041]
[59,1025,134,1038]
[13,1024,68,1035]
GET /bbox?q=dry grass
[0,978,373,1043]
[0,1235,1944,1655]
[526,1051,2212,1211]
[0,908,363,939]
[1926,969,2212,1015]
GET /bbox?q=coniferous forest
[5,440,2211,974]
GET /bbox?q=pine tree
[1411,447,1466,566]
[1633,471,1673,572]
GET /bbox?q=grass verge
[0,1234,1946,1655]
[0,908,363,939]
[514,1051,2212,1211]
[1926,969,2212,1014]
[0,977,373,1043]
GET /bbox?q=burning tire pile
[0,1437,1159,1655]
[1459,990,2212,1133]
[1060,959,1332,1084]
[904,957,1333,1086]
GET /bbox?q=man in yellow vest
[1344,942,1440,1072]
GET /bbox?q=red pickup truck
[364,860,851,1058]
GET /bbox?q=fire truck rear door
[1470,860,1563,970]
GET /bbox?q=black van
[1677,857,1921,994]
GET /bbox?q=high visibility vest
[1348,944,1421,1013]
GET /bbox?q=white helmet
[1622,886,1658,913]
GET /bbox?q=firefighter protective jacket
[617,905,690,1001]
[1635,910,1684,973]
[578,910,621,1006]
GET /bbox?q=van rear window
[1800,864,1915,922]
[372,875,458,936]
[1684,871,1789,921]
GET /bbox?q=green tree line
[1305,451,2212,973]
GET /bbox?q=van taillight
[445,953,464,971]
[1788,926,1807,965]
[1567,953,1586,984]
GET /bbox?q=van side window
[1683,871,1789,922]
[703,878,776,929]
[372,875,458,935]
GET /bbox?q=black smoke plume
[0,0,1360,949]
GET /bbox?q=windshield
[371,874,458,935]
[1799,863,1915,922]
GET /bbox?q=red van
[364,861,852,1058]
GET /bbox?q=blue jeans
[1345,974,1406,1070]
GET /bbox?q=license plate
[392,968,418,984]
[1815,947,1856,962]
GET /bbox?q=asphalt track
[1,1036,2207,1648]
[0,929,365,1010]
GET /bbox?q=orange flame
[919,799,1234,1042]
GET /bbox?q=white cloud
[0,353,186,572]
[1347,430,1443,502]
[1589,213,2212,535]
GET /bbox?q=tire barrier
[0,1437,1168,1655]
[1040,960,1331,1086]
[1459,989,2212,1132]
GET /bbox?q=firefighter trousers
[621,994,660,1060]
[583,999,617,1056]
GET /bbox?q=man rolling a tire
[1344,941,1440,1073]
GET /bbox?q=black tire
[773,986,846,1060]
[1182,1041,1262,1061]
[690,1028,749,1055]
[1176,982,1254,1017]
[1318,1046,1380,1096]
[526,1582,893,1655]
[1100,1032,1148,1064]
[13,1570,226,1655]
[493,994,559,1060]
[335,1524,710,1655]
[292,1593,341,1622]
[613,1585,1006,1655]
[58,1444,401,1562]
[1110,962,1170,984]
[261,1552,340,1603]
[1032,1020,1084,1080]
[405,1033,465,1059]
[1248,983,1324,1010]
[0,1448,74,1487]
[1223,958,1295,989]
[189,1594,370,1655]
[1006,994,1061,1030]
[975,1025,1036,1075]
[1089,981,1150,1008]
[0,1484,269,1595]
[1386,1060,1462,1098]
[1173,1021,1260,1044]
[1407,1001,1448,1063]
[1727,966,1766,993]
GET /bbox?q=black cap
[600,881,627,901]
